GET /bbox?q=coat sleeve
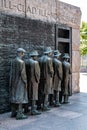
[21,61,27,86]
[34,62,40,83]
[48,59,54,77]
[57,63,63,80]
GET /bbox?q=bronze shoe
[31,109,41,115]
[42,105,51,111]
[16,112,28,120]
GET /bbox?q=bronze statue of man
[10,48,28,120]
[53,50,62,107]
[26,50,41,115]
[39,47,54,111]
[62,53,72,104]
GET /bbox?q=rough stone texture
[72,73,80,93]
[26,0,57,22]
[0,0,81,26]
[57,1,81,28]
[0,0,25,17]
[72,51,81,73]
[72,27,81,93]
[72,28,80,51]
[1,89,87,130]
[0,14,55,113]
[72,50,80,93]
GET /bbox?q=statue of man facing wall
[10,48,28,120]
[62,53,72,104]
[53,50,62,107]
[26,50,41,115]
[38,47,54,111]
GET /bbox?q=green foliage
[80,21,87,55]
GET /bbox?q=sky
[60,0,87,22]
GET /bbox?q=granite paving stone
[0,73,87,130]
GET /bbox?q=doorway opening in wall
[58,28,69,39]
[55,25,72,95]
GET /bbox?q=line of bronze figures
[10,47,71,120]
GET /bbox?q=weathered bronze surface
[38,47,54,111]
[26,50,41,115]
[62,53,72,104]
[10,48,28,119]
[53,50,62,106]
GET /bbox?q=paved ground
[0,73,87,130]
[80,73,87,93]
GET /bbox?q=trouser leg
[11,103,17,117]
[54,91,61,107]
[31,100,41,115]
[59,91,63,103]
[49,94,54,106]
[44,94,48,105]
[43,94,50,111]
[63,95,69,104]
[23,103,30,113]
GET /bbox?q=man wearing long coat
[10,48,28,119]
[38,47,54,111]
[62,53,72,103]
[53,50,62,107]
[26,50,41,115]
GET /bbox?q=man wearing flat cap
[62,53,72,104]
[26,50,41,115]
[53,50,62,107]
[10,48,28,120]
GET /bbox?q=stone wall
[0,14,55,113]
[72,28,81,93]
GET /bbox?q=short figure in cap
[62,53,72,104]
[10,48,28,120]
[26,50,41,115]
[53,50,62,107]
[38,47,54,111]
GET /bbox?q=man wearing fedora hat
[62,53,72,104]
[38,47,54,111]
[10,48,28,120]
[26,50,41,115]
[53,50,62,107]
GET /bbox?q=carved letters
[0,0,80,24]
[0,0,55,17]
[0,0,25,12]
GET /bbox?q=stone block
[72,28,80,51]
[0,0,81,26]
[0,0,25,17]
[57,1,81,28]
[72,51,81,73]
[26,0,57,22]
[72,72,80,93]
